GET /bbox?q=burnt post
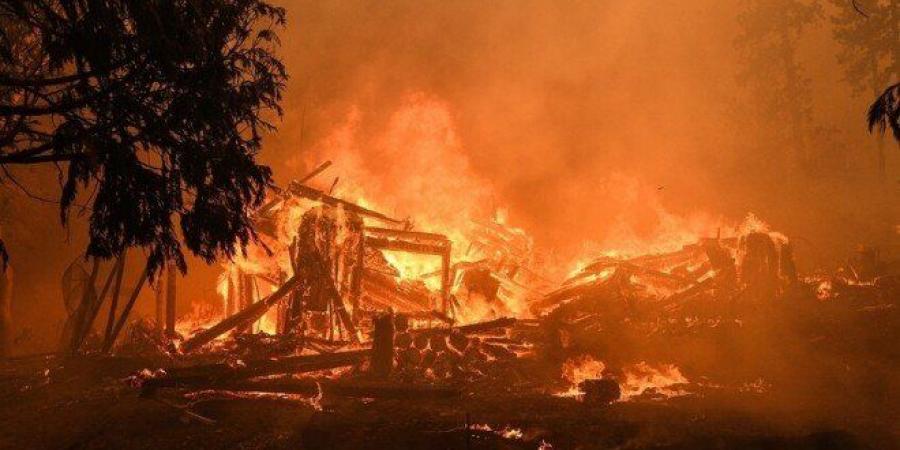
[441,245,452,314]
[371,312,395,378]
[0,259,12,358]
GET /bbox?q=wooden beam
[142,349,372,392]
[287,183,404,225]
[365,227,449,242]
[441,245,451,313]
[147,378,460,400]
[180,274,301,353]
[296,160,332,184]
[365,236,448,255]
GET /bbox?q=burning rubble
[84,162,896,430]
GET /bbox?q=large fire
[168,94,802,411]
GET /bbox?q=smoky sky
[1,0,897,353]
[262,0,898,266]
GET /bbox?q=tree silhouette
[0,0,286,275]
[830,0,899,163]
[734,0,822,171]
[868,82,899,142]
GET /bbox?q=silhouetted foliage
[0,0,287,275]
[830,1,899,151]
[830,0,898,95]
[868,82,900,142]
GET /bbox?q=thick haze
[1,0,897,353]
[263,0,899,267]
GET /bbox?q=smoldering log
[296,160,333,184]
[142,349,372,393]
[150,377,459,400]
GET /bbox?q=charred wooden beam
[142,349,372,393]
[365,227,449,242]
[441,246,451,313]
[287,183,404,225]
[364,236,448,255]
[148,377,459,400]
[180,274,301,353]
[296,160,333,184]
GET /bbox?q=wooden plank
[296,160,333,184]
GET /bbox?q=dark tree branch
[0,0,286,276]
[0,69,100,87]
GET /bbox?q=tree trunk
[154,271,164,336]
[166,263,176,337]
[0,261,13,358]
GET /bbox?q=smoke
[2,0,897,354]
[264,0,898,268]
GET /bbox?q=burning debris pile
[116,163,898,419]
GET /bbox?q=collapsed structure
[97,162,895,417]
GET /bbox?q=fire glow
[557,355,690,402]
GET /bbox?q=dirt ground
[0,354,896,450]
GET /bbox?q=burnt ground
[0,353,897,450]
